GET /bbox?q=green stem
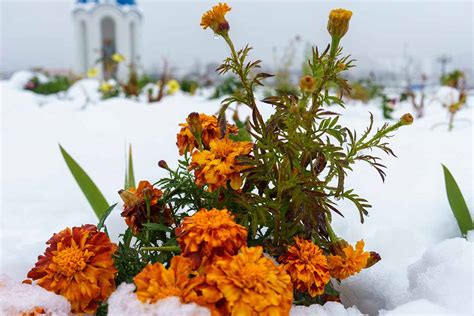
[329,37,341,60]
[325,215,339,242]
[448,113,454,131]
[222,33,265,132]
[141,246,181,252]
[145,197,151,245]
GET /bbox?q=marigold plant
[26,225,117,314]
[53,2,414,312]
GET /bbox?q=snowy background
[1,72,472,315]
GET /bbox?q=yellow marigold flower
[201,3,231,35]
[189,138,253,192]
[119,180,173,234]
[176,208,248,269]
[327,240,370,280]
[166,79,180,95]
[299,75,317,93]
[279,237,330,297]
[87,67,98,78]
[176,113,238,155]
[100,81,113,93]
[112,53,125,63]
[327,8,353,39]
[27,225,117,314]
[206,246,293,316]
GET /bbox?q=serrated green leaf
[442,164,473,236]
[59,145,109,219]
[98,203,118,231]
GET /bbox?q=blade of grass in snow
[59,144,109,219]
[442,164,473,236]
[124,144,135,189]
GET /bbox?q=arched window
[80,20,88,74]
[101,17,116,79]
[130,21,136,66]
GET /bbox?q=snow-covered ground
[1,75,473,315]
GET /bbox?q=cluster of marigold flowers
[23,205,377,315]
[134,208,378,315]
[177,112,253,192]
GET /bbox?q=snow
[0,75,473,315]
[407,237,473,314]
[291,301,364,316]
[108,283,211,316]
[0,274,71,315]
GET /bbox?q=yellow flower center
[53,247,89,277]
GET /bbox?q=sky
[0,0,473,79]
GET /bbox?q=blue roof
[76,0,136,5]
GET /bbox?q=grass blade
[59,144,109,219]
[97,203,118,231]
[442,164,473,236]
[124,144,136,189]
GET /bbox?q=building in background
[72,0,143,80]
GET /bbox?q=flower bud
[142,187,152,201]
[158,160,169,169]
[187,112,203,138]
[330,239,349,256]
[327,8,353,39]
[299,75,317,93]
[365,251,381,268]
[400,113,414,126]
[118,189,141,206]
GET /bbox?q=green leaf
[442,164,473,236]
[97,203,118,231]
[124,144,136,190]
[142,223,172,232]
[59,145,109,219]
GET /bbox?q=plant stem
[141,246,181,252]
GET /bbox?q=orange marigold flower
[279,237,330,297]
[134,256,223,314]
[327,240,370,280]
[206,246,293,316]
[200,3,231,35]
[176,113,238,155]
[27,225,117,314]
[119,180,173,234]
[189,138,253,192]
[176,208,248,269]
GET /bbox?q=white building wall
[72,3,143,81]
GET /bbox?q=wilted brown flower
[119,180,173,234]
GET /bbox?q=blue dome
[116,0,136,4]
[76,0,136,5]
